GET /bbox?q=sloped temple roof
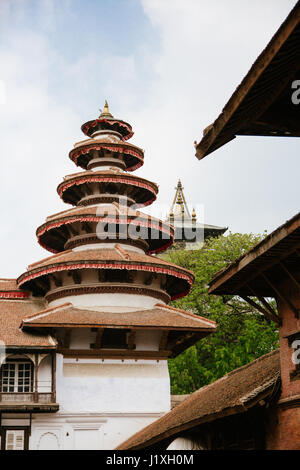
[195,1,300,160]
[208,212,300,297]
[0,279,55,348]
[22,303,216,331]
[21,303,216,358]
[117,350,280,450]
[166,179,227,239]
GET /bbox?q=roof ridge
[173,349,280,402]
[115,244,130,260]
[226,349,280,379]
[210,212,300,286]
[27,250,73,270]
[240,374,279,404]
[23,302,72,322]
[155,303,216,327]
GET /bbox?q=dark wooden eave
[208,212,300,322]
[196,1,300,160]
[0,403,59,412]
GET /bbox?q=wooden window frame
[0,427,30,451]
[0,359,34,393]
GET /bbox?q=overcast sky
[0,0,298,278]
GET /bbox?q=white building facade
[0,104,216,450]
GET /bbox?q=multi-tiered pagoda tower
[1,103,216,450]
[166,179,227,250]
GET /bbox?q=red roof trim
[18,263,193,300]
[70,143,143,171]
[81,119,134,140]
[58,176,158,199]
[37,216,174,254]
[0,291,30,299]
[37,216,173,239]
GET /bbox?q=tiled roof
[0,279,18,290]
[117,350,280,450]
[0,298,56,348]
[58,169,158,192]
[0,278,30,299]
[195,2,300,159]
[44,203,143,222]
[18,247,194,301]
[209,212,300,298]
[23,246,192,272]
[22,302,217,331]
[36,203,174,255]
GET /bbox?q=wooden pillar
[51,351,56,403]
[34,353,38,403]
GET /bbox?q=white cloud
[0,80,6,105]
[0,0,298,279]
[132,0,299,236]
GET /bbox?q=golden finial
[99,100,113,118]
[177,179,182,189]
[177,192,183,204]
[192,208,197,219]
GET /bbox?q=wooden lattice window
[1,360,33,393]
[0,428,29,450]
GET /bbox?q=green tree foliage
[162,233,279,394]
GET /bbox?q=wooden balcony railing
[0,392,55,404]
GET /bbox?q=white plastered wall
[55,354,170,414]
[29,351,170,450]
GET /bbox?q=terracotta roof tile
[22,303,216,330]
[0,298,56,348]
[117,349,280,449]
[60,169,158,192]
[0,279,18,291]
[20,248,194,281]
[0,279,30,299]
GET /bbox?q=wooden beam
[257,295,280,323]
[51,274,62,288]
[52,231,67,243]
[34,354,38,403]
[74,185,85,198]
[279,261,300,290]
[159,331,169,351]
[167,332,194,351]
[247,284,280,324]
[82,222,93,233]
[209,234,300,295]
[51,351,56,403]
[84,185,93,196]
[72,271,82,285]
[127,331,136,350]
[59,225,70,237]
[57,349,172,359]
[67,224,79,237]
[94,329,104,349]
[63,330,72,349]
[261,273,299,319]
[34,277,49,294]
[241,296,281,325]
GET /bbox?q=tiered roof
[12,102,216,353]
[0,279,54,348]
[167,179,227,243]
